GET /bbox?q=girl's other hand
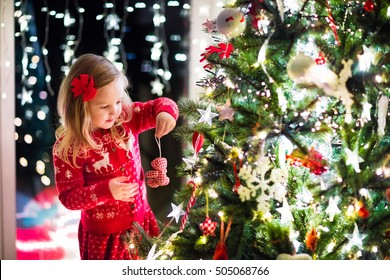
[109,176,138,202]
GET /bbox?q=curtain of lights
[12,0,190,259]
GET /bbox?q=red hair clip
[70,74,97,102]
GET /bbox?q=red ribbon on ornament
[213,217,232,260]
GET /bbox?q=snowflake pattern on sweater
[53,97,178,235]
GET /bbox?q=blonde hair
[54,53,133,167]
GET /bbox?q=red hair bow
[71,74,97,102]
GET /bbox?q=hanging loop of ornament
[145,137,170,188]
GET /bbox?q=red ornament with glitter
[363,0,375,12]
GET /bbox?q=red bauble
[363,0,375,12]
[192,131,204,155]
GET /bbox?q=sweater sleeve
[53,145,114,211]
[129,97,179,134]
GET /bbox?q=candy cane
[325,0,340,45]
[180,181,199,231]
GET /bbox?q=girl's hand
[109,176,138,202]
[155,112,176,138]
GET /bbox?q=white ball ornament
[286,53,316,84]
[216,8,246,38]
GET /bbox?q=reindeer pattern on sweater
[53,98,178,235]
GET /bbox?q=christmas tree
[136,0,390,260]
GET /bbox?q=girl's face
[87,78,124,130]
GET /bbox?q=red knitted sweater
[53,97,179,234]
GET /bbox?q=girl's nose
[109,107,117,116]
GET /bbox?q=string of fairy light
[149,0,171,96]
[13,0,190,186]
[12,0,190,258]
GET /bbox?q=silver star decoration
[276,198,294,224]
[150,78,164,96]
[325,196,341,222]
[197,104,219,126]
[345,147,364,173]
[182,157,196,169]
[167,203,185,223]
[345,223,367,250]
[19,87,33,106]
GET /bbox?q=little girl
[52,53,179,260]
